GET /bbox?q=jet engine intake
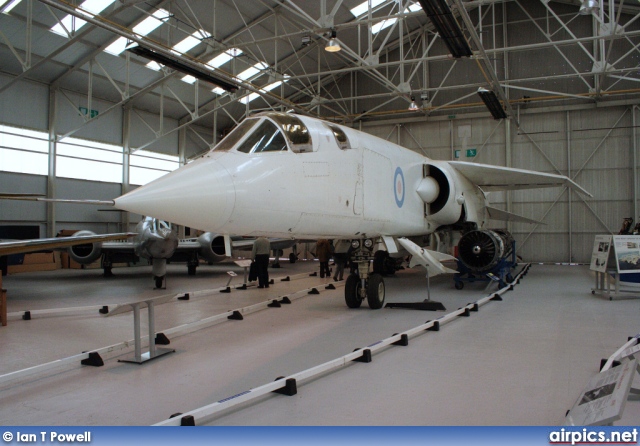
[420,163,461,226]
[197,233,228,263]
[457,229,514,273]
[68,230,103,264]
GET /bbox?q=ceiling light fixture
[579,0,598,15]
[126,42,239,93]
[417,0,472,58]
[325,29,341,52]
[408,96,419,111]
[477,87,507,120]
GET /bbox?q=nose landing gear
[343,239,386,310]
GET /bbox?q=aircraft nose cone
[114,158,235,232]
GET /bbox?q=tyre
[155,277,163,289]
[366,273,385,309]
[345,274,362,308]
[454,281,464,290]
[188,265,197,276]
[289,253,297,264]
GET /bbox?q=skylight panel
[50,0,115,36]
[104,38,128,55]
[212,87,226,95]
[237,62,268,81]
[133,8,169,35]
[238,92,260,104]
[179,48,244,83]
[350,0,386,18]
[171,30,211,55]
[370,4,421,34]
[2,0,21,14]
[238,81,284,104]
[146,61,162,71]
[207,48,243,68]
[104,9,169,56]
[372,17,396,33]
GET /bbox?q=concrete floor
[0,260,638,426]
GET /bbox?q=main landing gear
[344,238,386,310]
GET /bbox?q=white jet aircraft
[103,112,589,309]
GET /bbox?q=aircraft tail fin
[397,237,458,277]
[485,206,545,225]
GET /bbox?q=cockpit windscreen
[213,118,258,152]
[237,120,288,154]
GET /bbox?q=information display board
[590,235,612,273]
[565,358,637,426]
[590,235,640,274]
[612,235,640,274]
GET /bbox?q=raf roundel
[394,166,405,208]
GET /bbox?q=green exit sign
[466,148,477,157]
[79,107,99,118]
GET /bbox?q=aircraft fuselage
[114,112,487,240]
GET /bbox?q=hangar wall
[0,75,208,236]
[362,102,640,264]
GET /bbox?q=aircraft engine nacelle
[67,230,103,264]
[457,229,514,273]
[197,232,228,263]
[417,163,463,227]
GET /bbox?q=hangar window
[237,120,288,154]
[0,125,49,176]
[57,137,123,183]
[130,150,180,185]
[325,124,351,150]
[213,118,258,152]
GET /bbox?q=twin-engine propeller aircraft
[108,112,590,309]
[68,216,297,288]
[0,213,297,289]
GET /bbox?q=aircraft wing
[485,206,545,225]
[0,233,136,256]
[449,161,592,197]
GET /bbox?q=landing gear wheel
[366,273,385,309]
[289,253,297,264]
[506,273,514,283]
[454,281,464,290]
[155,277,163,289]
[345,274,362,308]
[188,265,197,276]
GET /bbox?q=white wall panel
[129,110,179,155]
[0,75,49,131]
[0,172,47,224]
[55,90,123,145]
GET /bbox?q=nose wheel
[344,272,385,309]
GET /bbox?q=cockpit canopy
[212,112,313,154]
